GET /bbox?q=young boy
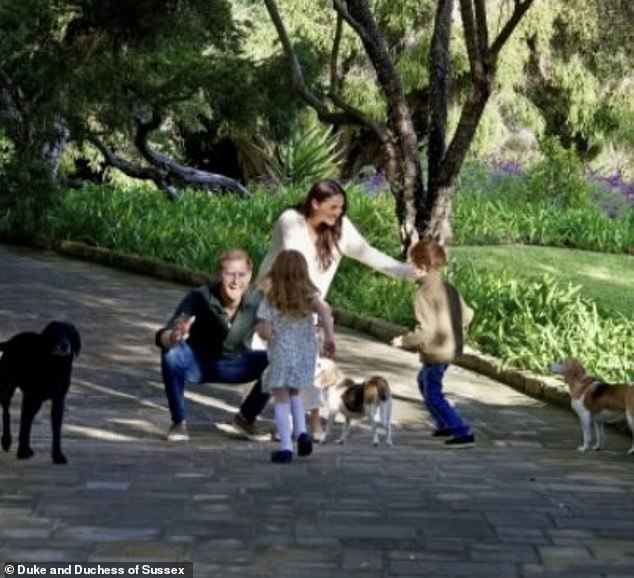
[391,239,475,446]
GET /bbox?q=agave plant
[263,122,343,187]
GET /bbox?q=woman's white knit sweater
[258,208,415,296]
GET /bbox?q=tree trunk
[40,115,69,179]
[427,0,453,192]
[424,0,454,245]
[381,135,425,252]
[426,184,454,243]
[342,0,425,251]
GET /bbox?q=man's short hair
[216,248,253,272]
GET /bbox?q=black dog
[1,321,81,464]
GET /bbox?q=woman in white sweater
[258,178,416,440]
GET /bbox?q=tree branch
[133,112,251,198]
[474,0,488,59]
[332,0,375,47]
[428,0,453,190]
[88,112,251,200]
[439,0,535,189]
[459,0,485,80]
[489,0,535,58]
[263,0,354,125]
[330,13,344,95]
[329,92,389,141]
[87,135,163,181]
[87,134,178,199]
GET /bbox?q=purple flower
[593,171,634,205]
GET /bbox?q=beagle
[551,357,634,454]
[318,362,392,446]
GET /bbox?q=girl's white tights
[290,394,307,438]
[274,401,292,451]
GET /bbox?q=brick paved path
[1,244,633,578]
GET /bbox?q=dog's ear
[68,324,81,357]
[365,375,389,387]
[567,358,587,379]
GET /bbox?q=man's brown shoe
[232,413,271,442]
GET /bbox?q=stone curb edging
[52,240,574,414]
[58,240,215,286]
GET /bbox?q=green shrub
[449,263,633,382]
[523,139,593,209]
[0,155,59,240]
[452,193,633,253]
[47,184,301,271]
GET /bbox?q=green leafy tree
[264,0,535,247]
[0,0,260,196]
[522,0,634,161]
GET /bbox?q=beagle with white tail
[551,357,634,454]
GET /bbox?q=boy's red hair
[409,238,447,270]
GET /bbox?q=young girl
[256,250,336,463]
[258,179,416,440]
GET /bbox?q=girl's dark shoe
[271,449,293,463]
[297,433,313,457]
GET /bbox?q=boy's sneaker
[431,428,453,437]
[166,421,189,442]
[232,413,271,442]
[271,449,293,463]
[297,433,313,457]
[444,434,475,447]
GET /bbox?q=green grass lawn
[451,244,634,318]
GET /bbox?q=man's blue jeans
[417,362,471,437]
[161,341,269,424]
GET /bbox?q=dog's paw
[627,447,634,455]
[17,446,34,459]
[577,445,590,453]
[335,438,345,445]
[1,434,11,451]
[53,452,68,465]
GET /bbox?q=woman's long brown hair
[294,179,347,270]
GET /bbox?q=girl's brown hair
[294,178,347,270]
[409,239,447,271]
[266,250,319,317]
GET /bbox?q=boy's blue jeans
[417,362,471,437]
[161,341,269,424]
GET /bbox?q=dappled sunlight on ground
[65,423,144,442]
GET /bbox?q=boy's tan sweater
[401,271,474,364]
